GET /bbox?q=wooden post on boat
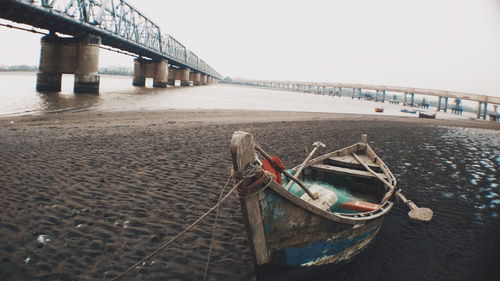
[255,144,319,200]
[285,141,325,190]
[230,131,270,265]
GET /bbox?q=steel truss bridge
[0,0,222,79]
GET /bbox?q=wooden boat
[375,107,384,113]
[400,108,417,114]
[418,110,436,119]
[230,132,397,268]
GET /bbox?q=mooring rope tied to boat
[202,176,231,281]
[109,175,241,281]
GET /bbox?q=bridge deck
[242,80,499,105]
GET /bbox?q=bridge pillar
[190,72,201,86]
[37,33,101,93]
[444,97,449,112]
[403,93,407,105]
[133,58,147,86]
[167,67,176,86]
[74,35,101,93]
[36,34,62,92]
[201,74,208,85]
[437,96,442,111]
[179,68,190,86]
[410,93,415,106]
[382,90,386,103]
[132,58,168,88]
[152,59,168,88]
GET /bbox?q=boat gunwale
[266,179,394,224]
[285,140,397,219]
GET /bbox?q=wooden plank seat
[311,163,387,180]
[326,154,383,173]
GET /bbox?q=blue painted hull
[258,186,384,267]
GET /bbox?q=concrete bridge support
[201,74,208,85]
[152,60,168,88]
[190,72,201,85]
[37,33,101,93]
[132,58,168,88]
[179,68,190,86]
[375,90,384,102]
[437,96,449,112]
[167,67,176,86]
[167,67,190,86]
[410,93,415,107]
[477,102,488,120]
[132,58,147,86]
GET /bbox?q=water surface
[0,72,479,120]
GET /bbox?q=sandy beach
[0,110,499,281]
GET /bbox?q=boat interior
[282,152,388,214]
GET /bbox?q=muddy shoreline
[1,110,498,281]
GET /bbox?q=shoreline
[1,108,498,280]
[1,109,498,131]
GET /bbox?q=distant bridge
[233,79,500,120]
[0,0,222,93]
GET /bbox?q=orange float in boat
[340,200,381,212]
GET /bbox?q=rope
[237,173,274,199]
[232,166,260,181]
[202,176,231,281]
[109,177,241,281]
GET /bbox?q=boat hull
[243,185,385,267]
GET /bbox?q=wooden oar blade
[408,208,433,222]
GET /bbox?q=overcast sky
[0,0,499,96]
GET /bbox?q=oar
[255,144,319,200]
[352,153,395,203]
[285,141,325,190]
[352,153,433,222]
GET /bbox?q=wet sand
[0,110,498,281]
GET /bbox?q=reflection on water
[0,72,481,120]
[38,92,101,112]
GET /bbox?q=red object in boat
[375,107,384,113]
[340,200,381,212]
[262,156,285,185]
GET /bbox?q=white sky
[0,0,499,96]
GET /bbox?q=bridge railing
[161,34,186,63]
[20,0,221,78]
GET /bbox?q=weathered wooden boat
[375,107,384,113]
[418,110,436,119]
[230,132,403,268]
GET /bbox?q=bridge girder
[0,0,222,79]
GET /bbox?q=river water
[0,72,480,119]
